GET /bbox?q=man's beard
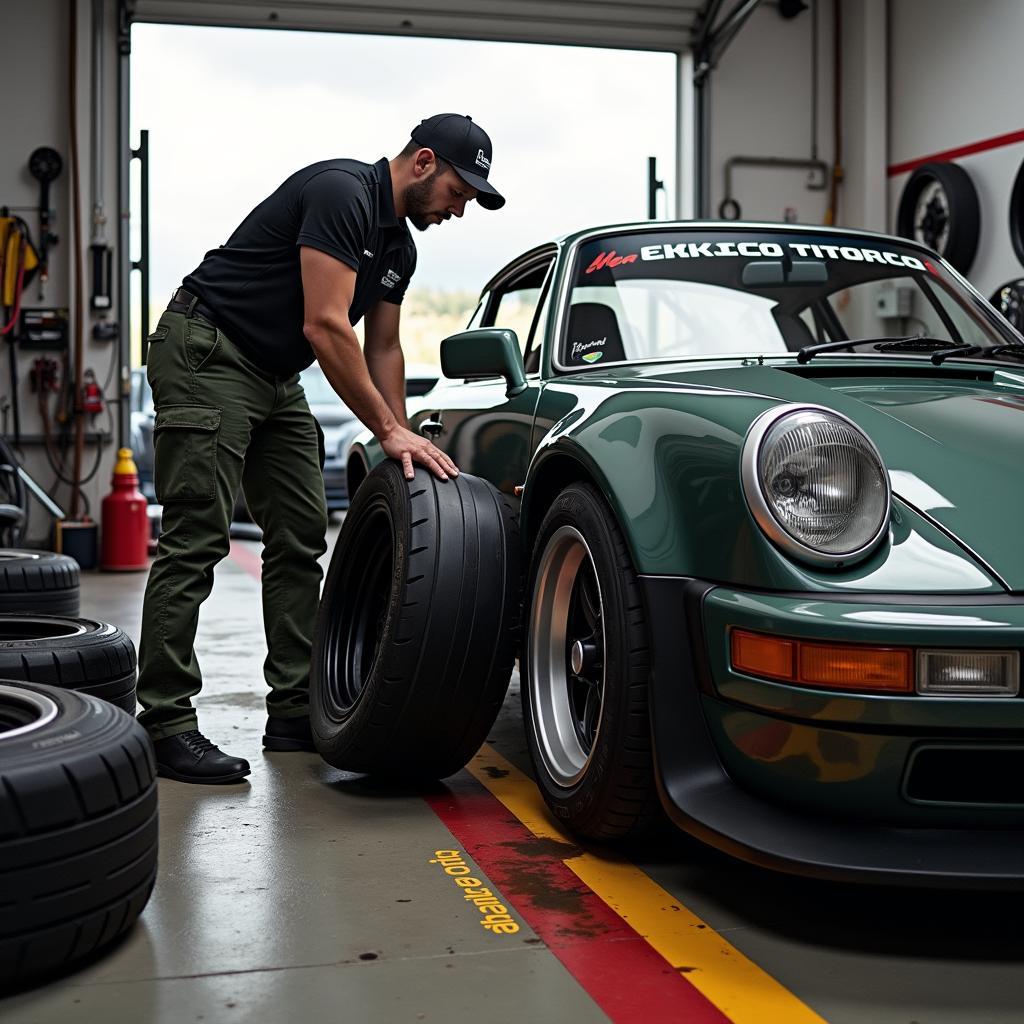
[403,169,451,231]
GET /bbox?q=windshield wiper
[796,335,963,364]
[930,344,1024,366]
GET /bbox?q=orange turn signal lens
[798,641,911,691]
[731,631,796,681]
[730,629,913,693]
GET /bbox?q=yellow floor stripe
[468,745,827,1024]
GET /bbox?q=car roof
[552,219,926,249]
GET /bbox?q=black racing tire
[311,461,521,779]
[1011,157,1024,268]
[0,617,137,714]
[895,161,980,274]
[0,681,158,989]
[0,549,80,617]
[522,482,659,840]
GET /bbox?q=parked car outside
[337,220,1024,887]
[304,361,439,513]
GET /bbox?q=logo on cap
[475,149,491,172]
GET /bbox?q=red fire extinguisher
[82,368,104,416]
[101,448,149,571]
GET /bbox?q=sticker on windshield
[586,250,638,274]
[571,337,606,362]
[638,240,925,269]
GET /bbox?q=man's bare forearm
[365,343,408,429]
[304,318,398,439]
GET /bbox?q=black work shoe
[152,730,251,784]
[263,715,316,752]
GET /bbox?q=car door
[410,246,556,496]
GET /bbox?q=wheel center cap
[571,640,585,675]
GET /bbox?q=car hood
[591,360,1024,588]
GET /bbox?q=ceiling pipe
[91,0,106,245]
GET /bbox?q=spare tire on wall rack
[1009,156,1024,268]
[895,161,981,275]
[0,617,137,713]
[0,681,158,989]
[310,462,521,780]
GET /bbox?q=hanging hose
[68,0,87,518]
[0,244,26,337]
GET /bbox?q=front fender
[524,390,1000,593]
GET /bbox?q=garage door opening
[127,23,678,370]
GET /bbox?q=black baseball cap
[410,113,505,211]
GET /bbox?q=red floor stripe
[227,536,723,1018]
[888,128,1024,176]
[424,776,730,1024]
[228,540,262,580]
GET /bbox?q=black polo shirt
[183,157,417,376]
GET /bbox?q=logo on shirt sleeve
[381,268,402,288]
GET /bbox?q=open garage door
[128,0,700,51]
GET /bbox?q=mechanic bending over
[138,114,505,784]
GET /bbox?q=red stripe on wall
[888,129,1024,177]
[424,778,731,1024]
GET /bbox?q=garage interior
[4,1,1024,1022]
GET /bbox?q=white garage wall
[0,0,122,544]
[708,0,890,237]
[888,0,1024,296]
[709,1,837,226]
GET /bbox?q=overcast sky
[130,24,677,302]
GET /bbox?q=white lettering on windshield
[633,241,927,269]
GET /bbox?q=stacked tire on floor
[0,549,157,989]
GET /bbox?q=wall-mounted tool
[81,368,104,417]
[90,242,112,309]
[0,213,40,444]
[28,146,63,297]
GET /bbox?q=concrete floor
[5,526,1024,1023]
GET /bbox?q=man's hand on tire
[380,425,459,481]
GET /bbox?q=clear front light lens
[744,407,890,566]
[917,650,1020,695]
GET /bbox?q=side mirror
[440,328,528,398]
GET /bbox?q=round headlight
[742,406,890,567]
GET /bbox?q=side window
[487,262,554,362]
[466,293,489,330]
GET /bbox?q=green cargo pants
[137,305,328,741]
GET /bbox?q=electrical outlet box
[875,284,914,320]
[18,307,69,349]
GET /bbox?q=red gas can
[101,448,150,571]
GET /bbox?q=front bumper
[641,576,1024,887]
[323,458,348,512]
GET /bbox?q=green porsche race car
[317,221,1024,887]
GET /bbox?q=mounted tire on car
[0,550,80,616]
[523,483,659,840]
[0,617,138,714]
[310,462,520,779]
[0,681,158,988]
